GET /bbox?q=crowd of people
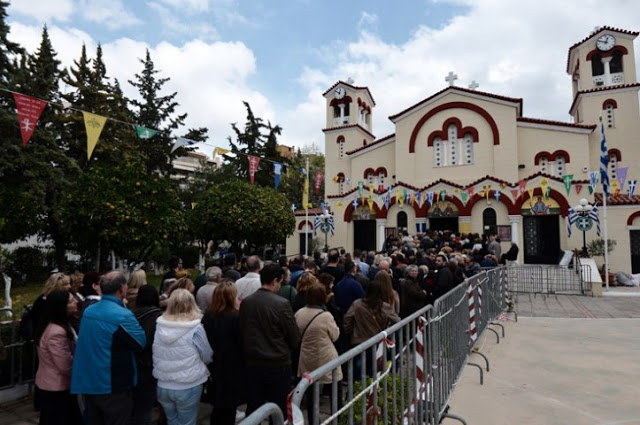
[29,229,515,425]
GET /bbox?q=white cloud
[148,2,219,42]
[78,0,140,30]
[8,0,74,23]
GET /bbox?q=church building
[286,26,640,274]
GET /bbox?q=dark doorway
[299,233,312,256]
[354,220,376,252]
[429,217,458,233]
[397,211,408,233]
[630,230,640,274]
[523,215,560,264]
[483,208,497,236]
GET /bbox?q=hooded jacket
[152,316,212,390]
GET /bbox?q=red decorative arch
[375,167,388,177]
[419,194,466,218]
[514,187,570,217]
[336,135,345,144]
[459,192,518,216]
[534,151,551,165]
[343,200,384,223]
[627,211,640,226]
[409,102,500,153]
[427,117,480,147]
[329,96,353,106]
[608,148,622,161]
[552,150,571,163]
[363,168,375,179]
[337,172,345,183]
[586,45,628,61]
[298,220,312,230]
[602,98,618,109]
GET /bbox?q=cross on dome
[445,71,458,87]
[468,80,479,90]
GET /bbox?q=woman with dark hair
[131,285,163,425]
[79,271,102,311]
[399,265,426,318]
[34,290,82,425]
[376,270,400,315]
[202,281,246,425]
[343,278,400,379]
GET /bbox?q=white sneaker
[235,410,246,423]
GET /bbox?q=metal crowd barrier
[506,264,591,295]
[241,403,285,425]
[0,307,36,393]
[279,267,514,425]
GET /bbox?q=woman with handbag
[294,283,342,424]
[202,281,247,425]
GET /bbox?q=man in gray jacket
[239,263,300,418]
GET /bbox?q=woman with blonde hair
[202,281,246,425]
[153,289,213,425]
[160,277,195,309]
[31,273,72,339]
[375,271,400,315]
[126,269,147,309]
[292,272,318,312]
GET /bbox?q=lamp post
[317,203,334,253]
[573,198,593,257]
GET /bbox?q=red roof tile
[294,207,325,217]
[346,133,395,155]
[322,123,376,139]
[594,193,640,206]
[517,117,596,130]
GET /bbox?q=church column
[508,215,521,248]
[602,56,612,86]
[377,218,386,251]
[339,104,345,123]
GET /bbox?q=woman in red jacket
[34,290,82,425]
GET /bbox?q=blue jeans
[157,384,203,425]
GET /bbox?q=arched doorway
[483,208,497,236]
[397,211,408,234]
[521,195,561,264]
[351,204,377,252]
[428,200,459,232]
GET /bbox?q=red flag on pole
[248,155,260,184]
[314,172,324,195]
[13,93,47,147]
[518,180,527,197]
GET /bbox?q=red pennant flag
[248,155,260,184]
[519,180,527,196]
[575,184,583,194]
[314,172,324,195]
[13,93,47,147]
[510,189,519,199]
[467,186,475,196]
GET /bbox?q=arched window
[482,208,497,236]
[397,211,408,231]
[366,171,375,185]
[609,153,618,180]
[464,133,474,164]
[337,136,345,158]
[610,50,623,74]
[378,170,386,189]
[433,138,443,167]
[337,173,345,195]
[591,53,604,76]
[539,156,549,174]
[604,102,615,128]
[448,124,458,165]
[554,154,565,177]
[429,118,477,167]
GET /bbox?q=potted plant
[586,238,617,281]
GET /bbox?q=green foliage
[587,238,616,258]
[278,145,325,208]
[338,375,412,425]
[189,181,295,249]
[6,246,50,284]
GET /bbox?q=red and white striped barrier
[468,280,477,345]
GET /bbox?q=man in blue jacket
[334,261,365,313]
[71,270,146,425]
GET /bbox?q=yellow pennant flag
[213,147,230,157]
[191,202,197,209]
[367,198,374,210]
[369,183,375,198]
[527,187,535,205]
[83,111,107,160]
[484,184,492,201]
[611,180,620,195]
[539,177,549,198]
[410,192,416,205]
[336,201,343,212]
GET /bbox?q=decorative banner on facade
[410,192,416,206]
[500,183,507,190]
[396,188,402,206]
[440,190,447,201]
[510,189,519,199]
[404,189,410,205]
[527,187,535,204]
[460,191,468,205]
[367,198,374,211]
[171,137,195,153]
[539,177,549,198]
[416,190,422,207]
[248,155,260,185]
[518,180,527,197]
[611,180,620,195]
[291,204,296,214]
[273,162,283,189]
[589,171,599,192]
[358,181,363,197]
[427,191,434,206]
[135,125,157,140]
[599,122,610,196]
[191,202,197,209]
[368,183,375,198]
[12,93,48,147]
[332,175,338,183]
[494,190,501,203]
[336,201,344,212]
[83,111,107,160]
[346,178,352,185]
[628,180,637,197]
[562,174,573,195]
[617,166,629,191]
[575,184,583,194]
[352,198,359,209]
[315,172,324,195]
[483,185,491,202]
[467,186,475,197]
[213,147,230,157]
[384,193,390,210]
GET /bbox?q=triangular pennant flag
[467,186,475,196]
[336,201,344,212]
[416,190,422,207]
[83,111,107,160]
[427,191,434,206]
[563,174,573,196]
[332,175,339,183]
[367,198,374,210]
[627,180,637,197]
[369,183,375,199]
[519,180,527,197]
[617,166,629,191]
[527,187,535,204]
[510,189,519,199]
[248,155,260,185]
[483,184,491,202]
[440,190,447,201]
[191,202,197,209]
[135,125,157,140]
[171,137,195,153]
[214,147,231,157]
[352,198,359,209]
[575,184,583,194]
[410,192,416,206]
[404,189,410,205]
[611,180,620,196]
[358,181,364,198]
[589,171,598,192]
[460,191,468,205]
[540,177,549,198]
[500,183,507,190]
[273,162,283,189]
[13,93,48,147]
[384,193,390,210]
[588,186,594,195]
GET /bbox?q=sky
[6,0,640,155]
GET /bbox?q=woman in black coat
[202,281,246,425]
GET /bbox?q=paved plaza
[1,288,639,424]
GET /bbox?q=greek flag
[629,180,637,197]
[313,215,321,236]
[328,215,335,236]
[567,207,578,238]
[589,204,601,237]
[599,122,610,196]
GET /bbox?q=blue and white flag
[299,167,307,177]
[426,191,434,206]
[352,198,359,209]
[313,215,321,236]
[273,162,283,189]
[416,190,422,207]
[494,190,501,203]
[589,171,599,192]
[291,204,296,214]
[321,202,329,215]
[567,207,578,238]
[628,180,637,197]
[328,215,335,236]
[589,204,601,237]
[599,122,611,196]
[171,137,196,153]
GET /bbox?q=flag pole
[600,116,609,291]
[305,156,310,257]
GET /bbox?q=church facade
[286,26,640,274]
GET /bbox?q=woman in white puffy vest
[153,287,213,425]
